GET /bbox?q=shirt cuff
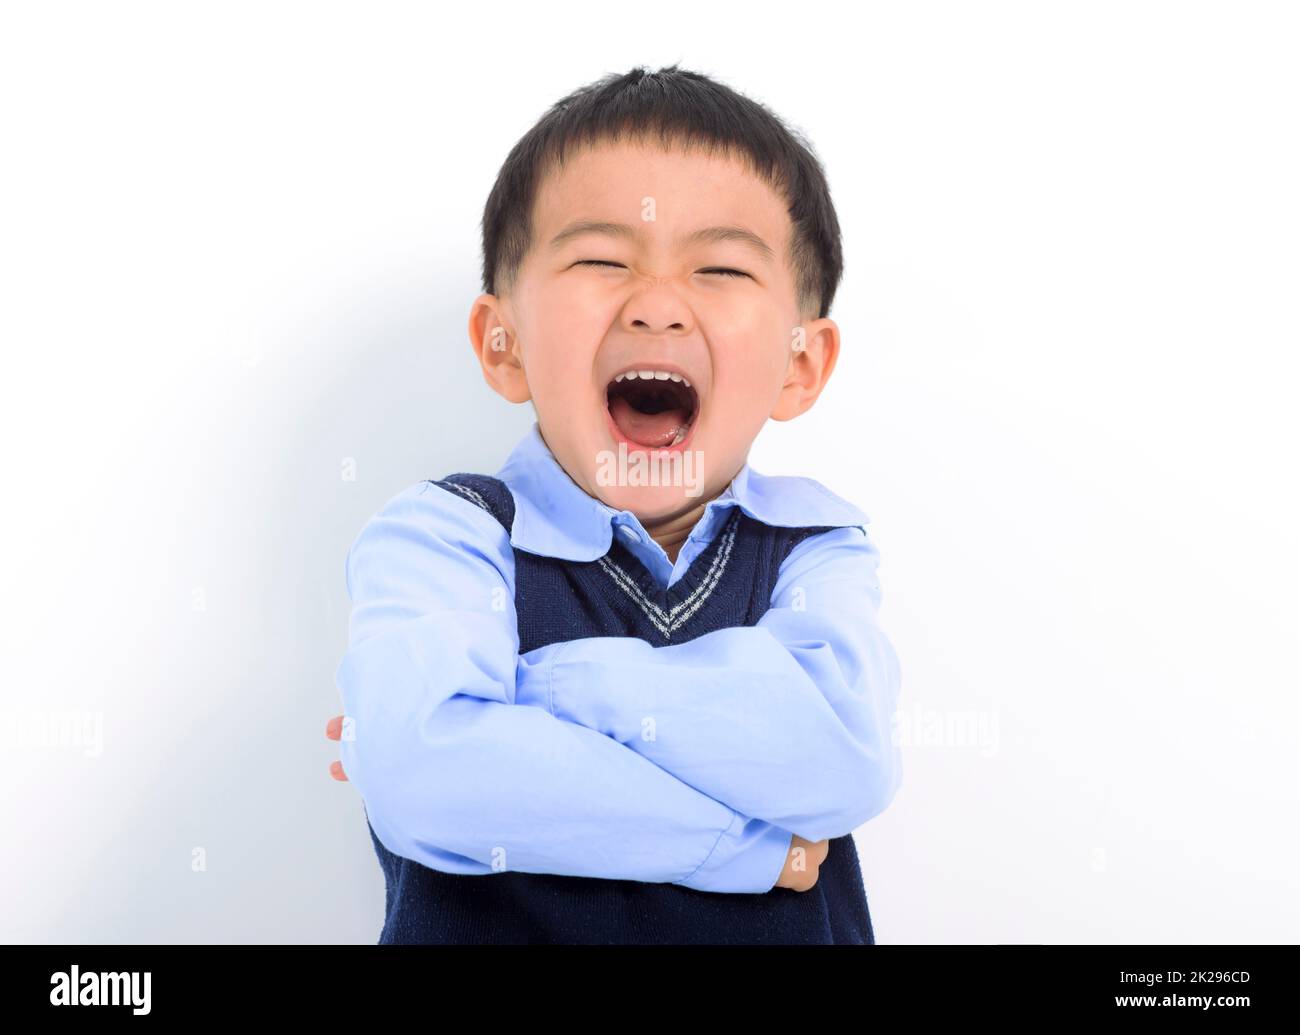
[514,640,567,713]
[675,813,791,894]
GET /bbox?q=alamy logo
[595,442,705,497]
[49,965,151,1015]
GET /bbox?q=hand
[325,714,348,781]
[774,833,829,892]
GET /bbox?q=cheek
[711,318,798,394]
[535,283,590,333]
[524,288,607,375]
[714,293,792,351]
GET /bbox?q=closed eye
[573,260,751,279]
[698,268,750,279]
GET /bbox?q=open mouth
[605,370,699,449]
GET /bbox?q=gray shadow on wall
[49,269,534,943]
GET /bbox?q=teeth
[612,369,692,388]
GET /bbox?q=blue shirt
[336,422,903,894]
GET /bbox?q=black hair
[479,64,844,320]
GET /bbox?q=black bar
[1,943,1293,1023]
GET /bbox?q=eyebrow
[547,220,776,263]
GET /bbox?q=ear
[468,294,531,404]
[771,317,840,421]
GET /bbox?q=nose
[619,281,694,336]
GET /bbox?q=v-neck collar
[591,508,745,639]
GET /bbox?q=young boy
[328,64,903,944]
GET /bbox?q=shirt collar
[495,421,869,562]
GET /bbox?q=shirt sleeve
[334,481,793,893]
[513,524,904,843]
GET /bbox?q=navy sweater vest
[364,472,877,944]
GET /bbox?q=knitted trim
[594,508,743,639]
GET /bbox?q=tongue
[609,395,691,448]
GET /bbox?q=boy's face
[472,137,839,523]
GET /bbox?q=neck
[640,496,714,564]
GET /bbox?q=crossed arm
[513,522,904,842]
[335,481,901,893]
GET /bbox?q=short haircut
[480,64,845,320]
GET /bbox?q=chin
[587,426,713,510]
[596,479,710,517]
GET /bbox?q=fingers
[777,835,831,891]
[326,716,347,779]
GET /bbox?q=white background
[2,0,1296,943]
